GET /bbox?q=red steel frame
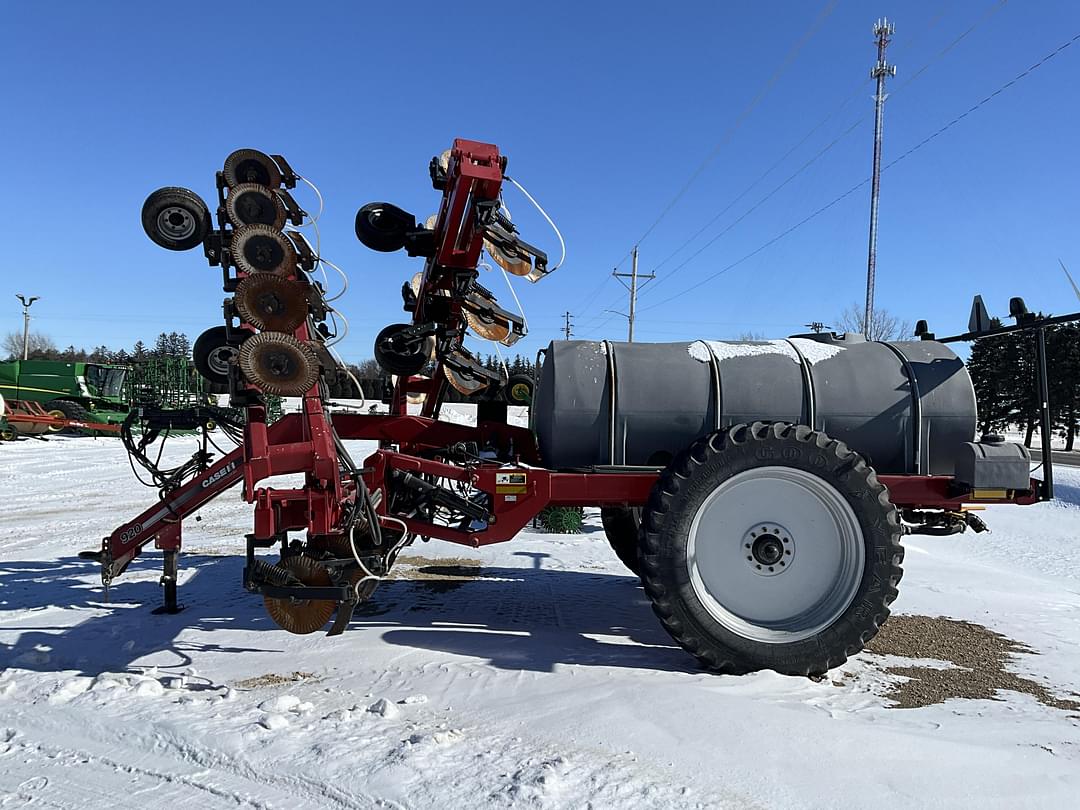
[97,137,1042,592]
[101,406,1040,583]
[4,399,121,435]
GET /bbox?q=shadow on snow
[0,551,695,678]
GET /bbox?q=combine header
[87,140,1070,675]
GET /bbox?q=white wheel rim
[157,206,197,241]
[686,465,865,643]
[207,345,238,376]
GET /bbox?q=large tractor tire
[600,506,642,577]
[638,421,903,676]
[45,399,91,434]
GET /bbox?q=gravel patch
[865,614,1080,711]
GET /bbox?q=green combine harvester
[0,359,130,428]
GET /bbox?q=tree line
[2,331,192,363]
[967,321,1080,450]
[4,329,540,404]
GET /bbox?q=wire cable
[638,0,1011,301]
[637,28,1080,314]
[504,176,566,272]
[627,0,839,250]
[295,175,324,224]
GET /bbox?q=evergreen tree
[132,340,148,360]
[173,332,191,359]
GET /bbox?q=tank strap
[881,342,923,475]
[602,340,617,465]
[783,339,816,430]
[697,341,725,432]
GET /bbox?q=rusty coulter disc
[234,275,308,332]
[484,239,531,276]
[226,183,286,230]
[464,309,511,343]
[231,224,298,276]
[238,332,320,396]
[223,148,281,189]
[263,555,336,635]
[443,365,488,396]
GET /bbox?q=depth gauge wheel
[355,202,415,253]
[193,326,248,387]
[374,323,433,377]
[141,187,211,251]
[639,421,903,676]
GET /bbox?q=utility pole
[864,19,896,337]
[562,311,573,340]
[612,246,655,342]
[805,321,830,334]
[15,294,40,360]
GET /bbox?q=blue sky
[2,0,1078,363]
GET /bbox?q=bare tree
[352,358,383,378]
[835,303,912,341]
[2,331,58,360]
[737,331,768,341]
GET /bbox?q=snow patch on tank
[687,340,799,364]
[789,337,845,365]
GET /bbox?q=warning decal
[495,472,528,494]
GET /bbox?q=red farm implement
[2,399,121,439]
[87,140,1070,676]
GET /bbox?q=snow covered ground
[2,427,1080,809]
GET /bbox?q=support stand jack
[151,549,185,614]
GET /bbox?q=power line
[638,0,1010,301]
[639,116,867,299]
[646,82,869,280]
[637,29,1080,314]
[606,0,839,267]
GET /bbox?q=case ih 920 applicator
[86,139,1074,675]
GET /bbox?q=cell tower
[864,18,896,337]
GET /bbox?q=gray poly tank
[531,334,977,475]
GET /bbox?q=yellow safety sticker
[495,471,527,494]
